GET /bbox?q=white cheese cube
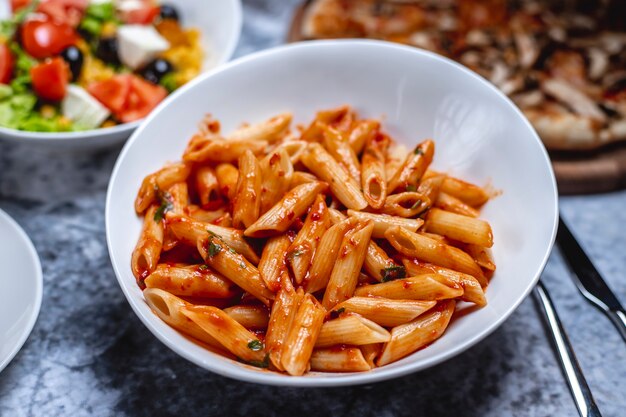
[117,25,170,70]
[62,85,111,129]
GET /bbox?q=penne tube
[402,259,487,305]
[289,171,317,187]
[362,240,398,282]
[232,150,262,228]
[187,206,228,223]
[349,119,379,155]
[332,297,437,327]
[417,174,444,206]
[135,162,191,213]
[464,244,496,272]
[167,213,260,264]
[435,191,480,217]
[195,166,220,207]
[280,294,326,376]
[425,208,493,247]
[260,148,294,214]
[322,221,374,309]
[300,105,352,142]
[347,210,423,239]
[183,134,268,163]
[385,142,409,182]
[244,181,329,237]
[384,226,484,279]
[266,285,305,371]
[258,235,291,292]
[215,163,239,201]
[197,234,274,305]
[321,123,361,183]
[228,112,292,143]
[301,143,367,210]
[377,300,456,366]
[144,264,238,298]
[360,344,382,369]
[143,288,222,349]
[440,177,490,207]
[354,274,463,300]
[361,133,388,209]
[271,140,309,165]
[315,315,391,347]
[306,218,357,293]
[381,192,431,218]
[223,305,270,329]
[388,139,435,192]
[131,205,164,282]
[310,347,371,372]
[168,182,189,215]
[286,194,330,284]
[181,305,267,363]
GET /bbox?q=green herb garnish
[153,190,174,222]
[330,307,345,319]
[406,184,417,192]
[245,354,270,369]
[198,264,209,271]
[414,146,424,155]
[247,340,263,351]
[229,248,237,254]
[381,265,407,282]
[208,241,222,257]
[410,200,422,210]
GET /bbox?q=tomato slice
[87,75,132,113]
[10,0,30,12]
[120,1,160,25]
[31,57,70,101]
[21,19,78,59]
[118,76,167,122]
[0,44,14,85]
[38,0,88,27]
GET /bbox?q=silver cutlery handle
[607,309,626,343]
[533,282,603,417]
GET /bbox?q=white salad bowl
[0,0,242,149]
[106,40,558,386]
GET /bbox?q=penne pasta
[425,208,493,247]
[362,240,398,282]
[168,182,189,215]
[223,305,270,329]
[464,243,496,272]
[266,285,305,371]
[310,347,371,372]
[332,297,437,327]
[186,206,228,223]
[381,192,431,218]
[435,191,480,217]
[195,166,220,207]
[347,210,423,239]
[360,343,382,369]
[348,119,379,155]
[387,139,435,193]
[271,140,309,165]
[183,134,268,163]
[361,133,388,209]
[197,234,273,305]
[300,105,352,142]
[131,205,164,282]
[228,112,292,143]
[135,162,191,214]
[181,305,267,363]
[144,264,238,298]
[315,315,391,347]
[290,171,318,187]
[244,181,328,237]
[286,194,330,284]
[440,177,490,207]
[258,235,291,292]
[301,143,367,210]
[321,123,361,183]
[354,274,463,301]
[322,221,374,309]
[385,142,408,182]
[385,226,484,279]
[280,294,326,376]
[377,300,456,366]
[232,150,262,228]
[417,174,444,206]
[215,163,239,201]
[260,148,294,214]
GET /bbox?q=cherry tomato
[37,0,88,27]
[120,1,160,25]
[87,75,132,113]
[30,57,70,101]
[0,44,14,85]
[21,19,78,59]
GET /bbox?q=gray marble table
[1,1,625,416]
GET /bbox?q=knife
[557,217,626,343]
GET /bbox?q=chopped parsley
[247,340,263,351]
[208,241,222,257]
[414,146,424,155]
[406,184,417,192]
[381,265,407,282]
[330,307,345,319]
[198,265,209,271]
[229,248,237,254]
[411,200,423,210]
[243,354,270,369]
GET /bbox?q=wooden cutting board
[288,1,626,195]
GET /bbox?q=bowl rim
[0,0,243,144]
[106,39,559,387]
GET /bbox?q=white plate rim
[0,0,243,145]
[106,39,559,387]
[0,208,43,374]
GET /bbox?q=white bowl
[0,0,242,150]
[106,40,558,386]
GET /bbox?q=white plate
[0,209,42,373]
[0,0,242,150]
[106,40,558,386]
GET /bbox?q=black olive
[96,37,121,66]
[159,4,180,21]
[60,46,84,81]
[140,58,174,84]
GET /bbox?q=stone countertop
[0,1,625,416]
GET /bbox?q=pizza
[300,0,626,150]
